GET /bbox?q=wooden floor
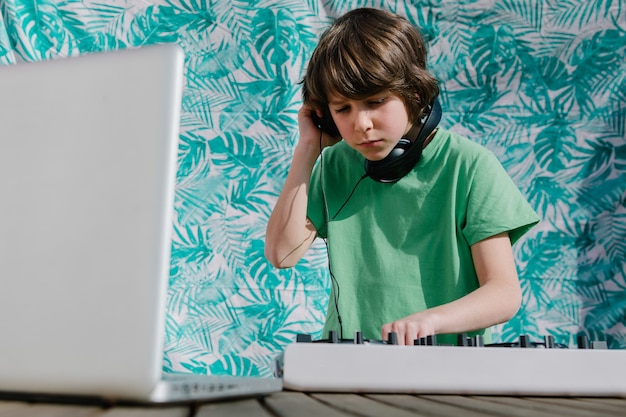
[1,392,625,417]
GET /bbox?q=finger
[406,324,420,345]
[405,330,414,346]
[381,323,392,342]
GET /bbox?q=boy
[265,8,539,346]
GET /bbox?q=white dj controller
[281,336,626,397]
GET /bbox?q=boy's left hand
[381,312,437,346]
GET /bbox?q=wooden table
[1,392,625,416]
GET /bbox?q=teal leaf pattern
[1,0,624,376]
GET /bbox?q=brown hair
[302,8,439,123]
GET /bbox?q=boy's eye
[369,97,386,106]
[334,106,349,114]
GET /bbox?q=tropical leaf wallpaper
[0,0,624,377]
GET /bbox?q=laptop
[0,44,281,403]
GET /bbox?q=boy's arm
[265,105,330,268]
[381,232,522,344]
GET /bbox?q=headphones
[364,98,442,183]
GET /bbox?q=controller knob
[328,330,339,343]
[577,335,589,349]
[387,332,398,345]
[519,335,531,348]
[296,334,312,343]
[354,331,364,344]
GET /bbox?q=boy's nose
[354,111,373,133]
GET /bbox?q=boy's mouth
[358,139,383,148]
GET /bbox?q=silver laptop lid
[0,44,184,400]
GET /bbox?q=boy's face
[327,92,412,161]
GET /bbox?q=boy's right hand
[298,104,341,150]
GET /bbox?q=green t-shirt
[307,128,540,345]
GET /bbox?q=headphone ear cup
[384,139,411,160]
[364,99,442,183]
[364,139,412,182]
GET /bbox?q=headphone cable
[319,133,367,340]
